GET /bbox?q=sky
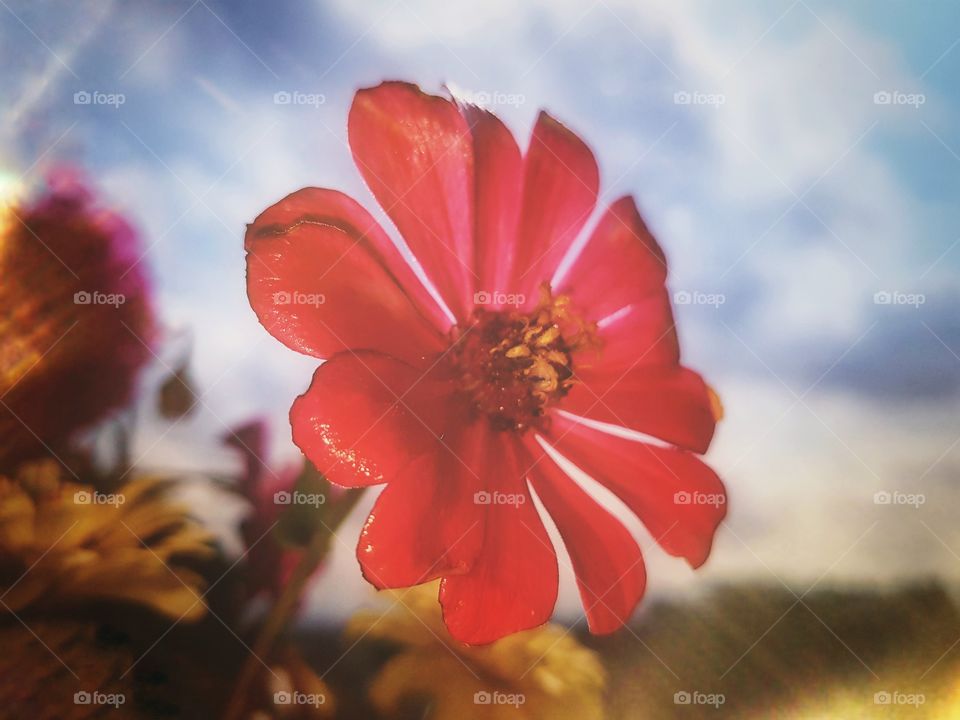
[2,0,960,622]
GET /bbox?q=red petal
[560,366,716,454]
[358,423,486,588]
[522,436,646,634]
[349,82,475,321]
[439,434,559,644]
[459,103,523,302]
[557,196,667,321]
[290,352,456,488]
[511,111,599,299]
[577,292,680,371]
[246,189,445,364]
[247,187,449,333]
[544,414,726,568]
[558,196,679,371]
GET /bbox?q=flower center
[448,285,597,433]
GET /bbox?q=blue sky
[3,0,960,619]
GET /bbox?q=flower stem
[222,488,365,720]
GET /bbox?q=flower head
[246,81,726,643]
[0,459,214,620]
[347,582,605,720]
[0,170,155,469]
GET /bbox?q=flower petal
[251,187,450,332]
[559,365,717,454]
[246,189,446,364]
[349,82,475,320]
[556,196,666,320]
[439,434,558,644]
[358,423,486,588]
[557,196,680,371]
[544,414,726,568]
[522,436,646,634]
[290,352,456,488]
[577,292,680,372]
[459,103,523,303]
[511,111,599,299]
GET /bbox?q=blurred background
[2,0,960,717]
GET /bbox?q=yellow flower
[0,459,215,620]
[258,645,337,719]
[346,582,606,720]
[742,675,960,719]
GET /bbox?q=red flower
[246,81,725,644]
[224,421,301,604]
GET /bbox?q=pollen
[449,284,598,432]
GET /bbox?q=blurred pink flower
[224,421,303,604]
[0,169,155,469]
